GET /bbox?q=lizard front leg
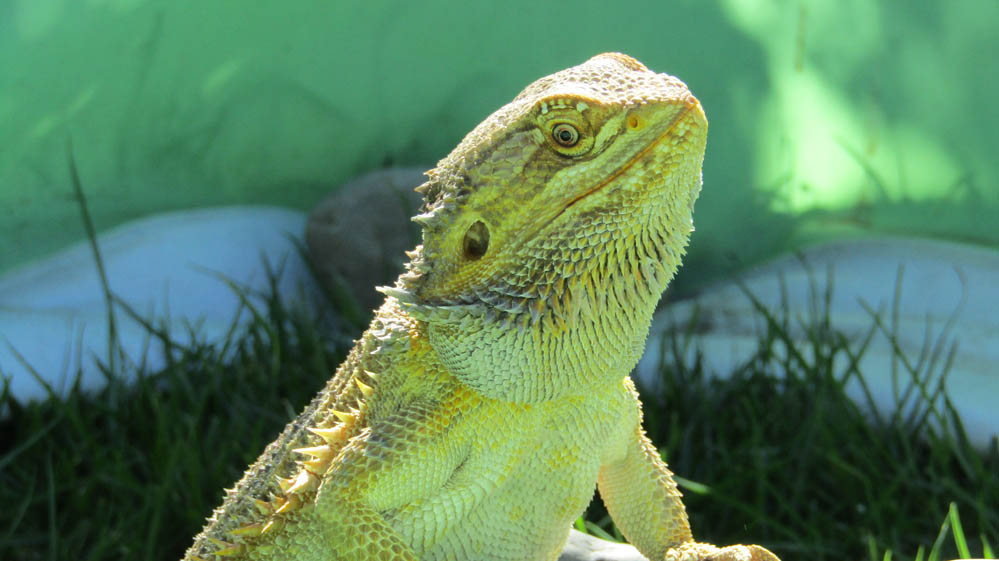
[308,400,473,561]
[312,486,420,561]
[282,425,432,561]
[597,389,779,561]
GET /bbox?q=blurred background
[2,0,995,284]
[1,2,997,560]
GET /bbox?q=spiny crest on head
[412,165,470,231]
[386,164,471,300]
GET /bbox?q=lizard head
[382,53,707,402]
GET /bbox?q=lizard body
[182,53,779,561]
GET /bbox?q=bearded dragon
[181,53,780,561]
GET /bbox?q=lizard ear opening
[462,220,489,260]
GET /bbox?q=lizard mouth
[553,100,701,220]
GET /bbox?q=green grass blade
[949,503,972,559]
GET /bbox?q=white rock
[0,206,316,401]
[558,530,647,561]
[640,237,999,449]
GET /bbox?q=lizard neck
[415,242,675,403]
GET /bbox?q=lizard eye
[462,220,489,260]
[552,123,579,147]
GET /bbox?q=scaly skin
[181,53,780,561]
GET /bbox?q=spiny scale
[285,470,320,496]
[307,425,346,445]
[230,523,264,538]
[215,369,378,557]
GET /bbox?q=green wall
[2,0,996,287]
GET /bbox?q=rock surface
[558,530,648,561]
[306,167,426,313]
[638,236,999,449]
[0,206,317,401]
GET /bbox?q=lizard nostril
[462,220,489,260]
[627,112,645,131]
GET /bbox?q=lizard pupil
[462,220,489,260]
[552,123,579,147]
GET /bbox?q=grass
[0,155,996,559]
[1,267,996,561]
[579,276,999,560]
[0,276,350,560]
[4,274,995,561]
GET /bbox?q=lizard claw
[665,542,780,561]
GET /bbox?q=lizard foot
[665,542,780,561]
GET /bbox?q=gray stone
[306,167,427,314]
